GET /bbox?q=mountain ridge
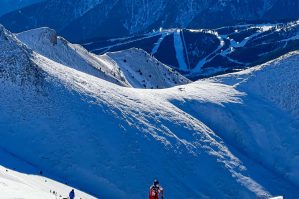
[14,26,189,89]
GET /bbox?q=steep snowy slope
[212,52,299,120]
[1,0,298,42]
[1,24,299,199]
[16,27,189,89]
[177,52,299,191]
[102,48,190,89]
[0,149,95,199]
[17,27,129,87]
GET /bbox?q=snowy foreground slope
[1,24,299,198]
[0,148,95,199]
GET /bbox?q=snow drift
[0,24,299,198]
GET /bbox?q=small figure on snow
[69,189,75,199]
[149,179,164,199]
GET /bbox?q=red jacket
[149,185,164,199]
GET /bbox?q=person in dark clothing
[149,179,164,199]
[69,189,75,199]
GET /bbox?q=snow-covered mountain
[0,0,299,42]
[83,20,299,79]
[15,27,189,89]
[102,48,190,89]
[1,24,299,198]
[16,27,129,87]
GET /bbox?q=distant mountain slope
[0,0,101,38]
[0,0,43,17]
[1,24,299,198]
[83,21,299,79]
[0,0,298,42]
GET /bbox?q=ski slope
[1,24,299,198]
[83,21,299,79]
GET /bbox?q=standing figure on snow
[149,179,164,199]
[69,189,75,199]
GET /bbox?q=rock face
[0,0,299,42]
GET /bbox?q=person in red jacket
[149,179,164,199]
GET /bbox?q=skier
[69,189,75,199]
[149,179,164,199]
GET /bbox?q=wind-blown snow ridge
[213,51,299,120]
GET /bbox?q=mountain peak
[0,23,12,39]
[0,25,44,87]
[103,48,191,89]
[17,27,58,45]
